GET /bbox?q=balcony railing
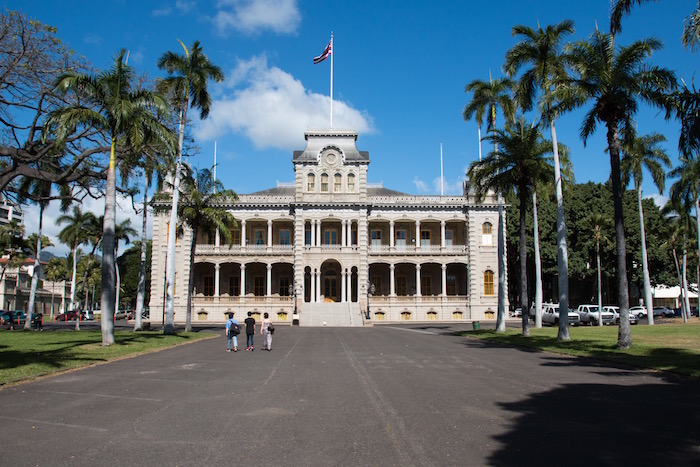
[368,244,466,254]
[195,244,294,255]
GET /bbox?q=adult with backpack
[225,313,239,352]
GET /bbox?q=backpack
[268,323,274,334]
[230,322,240,336]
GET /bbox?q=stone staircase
[299,302,364,327]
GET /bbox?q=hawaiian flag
[313,39,332,64]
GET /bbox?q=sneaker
[226,349,231,352]
[251,347,254,351]
[234,347,238,352]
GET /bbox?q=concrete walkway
[1,325,698,466]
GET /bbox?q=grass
[459,321,700,379]
[0,329,215,386]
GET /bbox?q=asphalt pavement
[1,324,698,466]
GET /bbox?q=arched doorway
[320,260,341,302]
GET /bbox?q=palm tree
[662,198,694,322]
[173,166,237,332]
[611,0,700,50]
[504,19,576,340]
[621,133,671,325]
[584,213,613,326]
[463,76,515,332]
[468,118,554,337]
[668,158,700,317]
[44,257,69,320]
[56,206,92,321]
[157,40,224,335]
[77,214,102,320]
[48,49,172,345]
[114,219,136,316]
[566,30,676,349]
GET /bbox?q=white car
[629,306,647,318]
[604,306,639,325]
[542,304,580,326]
[576,304,616,325]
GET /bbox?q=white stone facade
[149,130,506,325]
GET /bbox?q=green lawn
[0,330,215,386]
[460,321,700,378]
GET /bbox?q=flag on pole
[313,39,332,64]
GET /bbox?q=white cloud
[152,6,172,16]
[214,0,301,35]
[175,0,195,12]
[413,176,465,195]
[413,177,429,193]
[23,194,151,258]
[646,193,669,209]
[196,55,375,150]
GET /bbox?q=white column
[415,264,421,296]
[215,228,220,247]
[441,264,447,297]
[240,264,246,297]
[316,268,321,300]
[347,271,352,302]
[390,264,395,297]
[214,264,220,297]
[316,220,322,246]
[348,221,353,246]
[390,220,395,250]
[267,220,273,248]
[440,220,446,250]
[266,264,272,297]
[241,220,246,248]
[342,219,347,247]
[341,269,346,303]
[415,221,421,250]
[311,269,316,303]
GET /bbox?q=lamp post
[366,280,375,320]
[289,283,299,325]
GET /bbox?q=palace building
[149,130,505,325]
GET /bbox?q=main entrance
[321,260,341,302]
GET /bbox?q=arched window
[427,311,438,320]
[482,222,493,245]
[347,173,356,192]
[334,173,342,192]
[321,173,329,192]
[307,173,315,192]
[484,270,494,296]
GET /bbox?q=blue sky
[6,0,699,254]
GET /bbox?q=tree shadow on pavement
[487,379,700,466]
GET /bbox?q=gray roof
[249,186,296,196]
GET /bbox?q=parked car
[56,310,85,321]
[653,306,675,318]
[629,306,647,318]
[511,308,522,318]
[0,310,26,324]
[542,303,580,326]
[115,309,129,320]
[576,304,616,325]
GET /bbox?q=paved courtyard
[1,325,699,466]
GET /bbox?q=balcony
[368,244,467,255]
[195,244,294,256]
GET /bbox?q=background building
[149,130,506,325]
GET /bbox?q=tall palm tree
[621,133,671,325]
[668,158,700,316]
[567,30,675,349]
[44,257,68,319]
[172,166,237,332]
[77,214,102,317]
[157,40,224,335]
[48,49,172,345]
[57,206,92,322]
[468,118,554,337]
[504,19,576,340]
[463,76,515,332]
[584,213,613,326]
[114,219,136,315]
[662,198,694,322]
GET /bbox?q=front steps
[298,302,364,327]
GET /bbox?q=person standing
[261,312,272,351]
[244,311,256,351]
[225,313,239,352]
[7,310,14,330]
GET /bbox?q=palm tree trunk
[551,120,570,340]
[532,191,543,328]
[24,207,43,330]
[134,176,148,331]
[696,195,700,315]
[494,137,507,333]
[636,185,654,325]
[69,246,77,313]
[596,237,603,326]
[115,255,121,321]
[608,125,631,349]
[682,241,690,322]
[164,106,189,335]
[100,137,117,345]
[186,226,197,332]
[519,186,529,337]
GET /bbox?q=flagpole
[440,142,444,196]
[330,32,334,128]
